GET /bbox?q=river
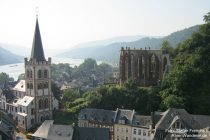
[0,57,84,80]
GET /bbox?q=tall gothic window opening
[30,83,33,89]
[30,70,33,78]
[125,55,129,79]
[27,70,30,78]
[131,55,134,78]
[151,54,156,78]
[137,58,140,77]
[141,56,145,77]
[44,99,48,108]
[163,57,167,71]
[39,100,43,109]
[38,70,42,78]
[44,70,48,78]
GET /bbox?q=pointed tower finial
[36,7,39,18]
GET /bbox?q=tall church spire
[30,17,46,61]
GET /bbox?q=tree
[160,20,210,114]
[161,40,175,58]
[203,11,210,23]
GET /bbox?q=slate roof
[0,88,16,103]
[132,115,152,127]
[115,108,135,125]
[73,127,109,140]
[152,108,210,140]
[30,18,46,61]
[191,115,210,128]
[155,108,201,130]
[79,108,116,124]
[48,124,74,140]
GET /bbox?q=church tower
[24,17,52,124]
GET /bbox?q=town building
[119,47,170,86]
[114,109,135,140]
[131,115,151,140]
[78,108,116,140]
[0,111,16,140]
[151,108,210,140]
[1,17,59,133]
[32,120,74,140]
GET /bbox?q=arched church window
[27,70,30,78]
[38,70,42,78]
[151,54,156,78]
[44,82,48,88]
[30,70,33,78]
[45,115,49,120]
[44,70,48,78]
[44,99,48,108]
[141,55,145,77]
[27,83,30,89]
[40,116,44,122]
[38,83,43,89]
[39,100,42,109]
[125,55,129,79]
[30,83,33,89]
[163,57,167,71]
[131,55,134,78]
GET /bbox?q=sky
[0,0,209,51]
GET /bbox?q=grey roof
[73,127,109,140]
[155,108,201,130]
[0,88,16,103]
[115,108,135,125]
[152,108,208,140]
[132,115,151,127]
[78,108,116,124]
[30,18,46,61]
[191,114,210,128]
[48,124,74,140]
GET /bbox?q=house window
[126,137,128,140]
[143,130,146,136]
[138,129,141,135]
[133,138,136,140]
[133,129,136,134]
[126,128,128,133]
[20,107,22,112]
[23,120,24,125]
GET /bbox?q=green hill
[58,25,199,63]
[0,46,23,65]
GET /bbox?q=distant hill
[0,46,23,65]
[58,25,199,63]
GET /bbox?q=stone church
[0,17,59,132]
[119,47,170,86]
